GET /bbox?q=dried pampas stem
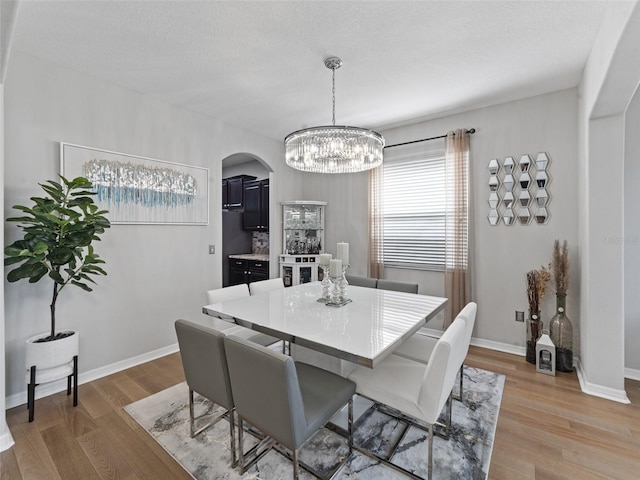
[553,239,569,294]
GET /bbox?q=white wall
[222,160,269,180]
[625,86,640,373]
[577,1,639,402]
[302,88,580,347]
[3,51,302,404]
[0,0,18,452]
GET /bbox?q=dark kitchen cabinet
[243,179,269,231]
[228,258,269,285]
[222,175,256,210]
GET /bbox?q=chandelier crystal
[285,57,384,174]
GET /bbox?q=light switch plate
[515,310,524,322]
[208,245,215,254]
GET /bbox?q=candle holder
[326,265,352,307]
[317,265,332,303]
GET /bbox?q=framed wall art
[61,143,209,225]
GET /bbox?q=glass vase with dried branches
[550,239,573,371]
[525,266,550,364]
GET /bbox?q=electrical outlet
[208,245,215,255]
[515,310,524,322]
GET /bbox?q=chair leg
[67,375,72,395]
[427,423,434,480]
[238,417,245,472]
[444,391,453,438]
[292,448,299,480]
[348,398,353,454]
[73,355,78,406]
[189,389,196,437]
[28,366,36,423]
[229,409,237,468]
[459,364,464,402]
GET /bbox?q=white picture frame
[61,143,209,225]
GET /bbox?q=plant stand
[25,330,79,422]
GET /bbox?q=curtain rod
[384,128,476,149]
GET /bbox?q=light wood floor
[2,346,639,480]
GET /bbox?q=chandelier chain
[284,55,385,173]
[332,67,336,126]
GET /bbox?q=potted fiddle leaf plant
[4,175,110,420]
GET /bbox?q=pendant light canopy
[284,57,385,174]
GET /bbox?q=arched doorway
[220,153,274,287]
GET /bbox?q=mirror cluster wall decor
[487,152,551,226]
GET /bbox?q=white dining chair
[248,278,284,295]
[205,285,279,347]
[248,278,289,352]
[348,317,468,480]
[394,302,477,402]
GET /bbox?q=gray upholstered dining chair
[394,302,477,402]
[223,334,356,479]
[174,319,238,466]
[347,316,468,480]
[344,275,378,288]
[376,279,419,293]
[248,277,284,295]
[206,284,279,347]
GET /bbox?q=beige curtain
[444,129,472,327]
[368,164,384,279]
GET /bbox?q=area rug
[125,366,504,479]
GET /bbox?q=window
[382,144,446,271]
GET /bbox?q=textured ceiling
[10,0,611,142]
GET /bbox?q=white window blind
[382,146,446,270]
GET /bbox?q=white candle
[336,242,349,267]
[319,253,332,266]
[329,259,342,277]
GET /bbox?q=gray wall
[625,86,640,372]
[3,51,303,402]
[302,88,580,348]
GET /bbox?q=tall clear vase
[526,311,542,364]
[550,293,573,372]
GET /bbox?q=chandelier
[284,57,385,174]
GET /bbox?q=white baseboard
[0,428,15,452]
[576,357,631,404]
[625,367,640,381]
[470,337,526,357]
[468,341,632,403]
[5,343,179,409]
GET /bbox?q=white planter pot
[25,330,79,384]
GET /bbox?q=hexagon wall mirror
[536,189,549,207]
[536,152,550,171]
[488,209,499,226]
[503,207,515,226]
[535,207,550,224]
[518,207,531,225]
[503,191,515,208]
[488,159,500,175]
[503,174,515,192]
[503,156,515,174]
[489,192,500,209]
[489,175,500,192]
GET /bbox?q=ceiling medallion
[284,56,385,174]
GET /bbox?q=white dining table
[202,282,447,369]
